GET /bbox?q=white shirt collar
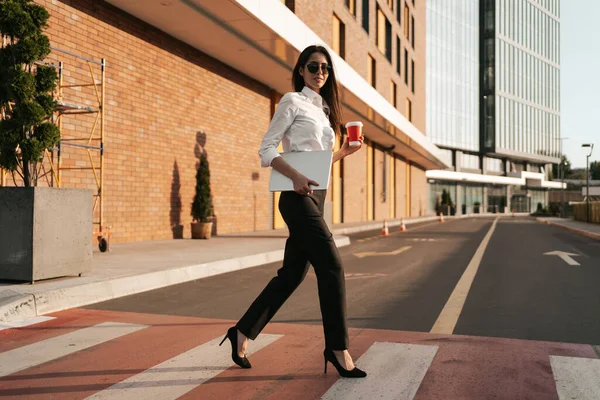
[301,86,323,107]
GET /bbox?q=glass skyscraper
[427,0,480,154]
[483,0,561,161]
[426,0,563,215]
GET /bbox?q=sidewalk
[0,214,518,324]
[536,217,600,241]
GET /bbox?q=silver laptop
[269,151,333,192]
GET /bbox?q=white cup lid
[345,121,363,128]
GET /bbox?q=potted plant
[191,150,214,239]
[0,0,92,282]
[440,189,454,216]
[473,201,481,214]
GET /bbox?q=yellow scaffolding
[0,44,109,250]
[48,47,111,252]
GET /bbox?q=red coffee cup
[345,121,363,147]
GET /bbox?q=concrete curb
[536,218,600,241]
[0,235,350,323]
[0,294,37,322]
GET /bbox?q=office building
[426,0,563,214]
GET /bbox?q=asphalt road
[87,217,600,346]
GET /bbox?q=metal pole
[561,160,565,217]
[586,153,590,223]
[100,58,106,232]
[556,137,568,217]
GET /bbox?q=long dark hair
[292,45,343,137]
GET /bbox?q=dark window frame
[385,16,392,62]
[411,59,415,92]
[369,54,377,88]
[345,0,356,16]
[333,13,346,59]
[396,36,401,75]
[362,0,370,33]
[411,15,415,48]
[404,49,409,85]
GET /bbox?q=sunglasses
[305,62,331,75]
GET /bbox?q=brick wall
[410,164,428,217]
[373,147,388,220]
[412,0,427,132]
[395,157,408,217]
[342,146,368,222]
[30,0,274,242]
[2,0,434,242]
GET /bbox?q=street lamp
[582,143,594,223]
[557,137,569,217]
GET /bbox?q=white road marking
[550,355,600,400]
[85,334,282,400]
[0,316,55,332]
[354,246,412,259]
[430,218,499,334]
[321,342,438,400]
[544,251,581,266]
[0,322,147,377]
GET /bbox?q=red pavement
[0,309,597,399]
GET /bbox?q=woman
[220,45,366,378]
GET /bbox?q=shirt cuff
[260,147,282,168]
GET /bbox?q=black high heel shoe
[323,348,367,378]
[219,327,252,369]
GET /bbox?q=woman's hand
[340,132,365,157]
[292,173,319,195]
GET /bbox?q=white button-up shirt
[258,86,335,168]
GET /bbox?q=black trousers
[236,190,348,350]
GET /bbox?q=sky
[561,0,599,168]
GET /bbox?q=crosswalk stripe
[321,342,438,400]
[550,355,600,400]
[0,316,55,332]
[85,333,282,400]
[0,322,147,378]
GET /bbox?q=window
[387,0,393,9]
[376,7,392,62]
[376,6,386,54]
[391,81,397,107]
[362,0,369,32]
[332,14,346,59]
[280,0,295,12]
[405,98,412,122]
[484,9,493,35]
[396,36,401,75]
[345,0,356,16]
[411,15,414,48]
[411,59,414,92]
[404,49,408,84]
[396,0,401,24]
[368,55,376,88]
[404,3,409,38]
[385,16,392,62]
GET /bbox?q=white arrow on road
[354,246,412,259]
[544,251,580,266]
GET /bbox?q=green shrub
[0,0,60,187]
[191,151,214,223]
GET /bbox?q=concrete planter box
[0,187,93,282]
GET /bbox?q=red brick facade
[1,0,430,243]
[29,0,275,242]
